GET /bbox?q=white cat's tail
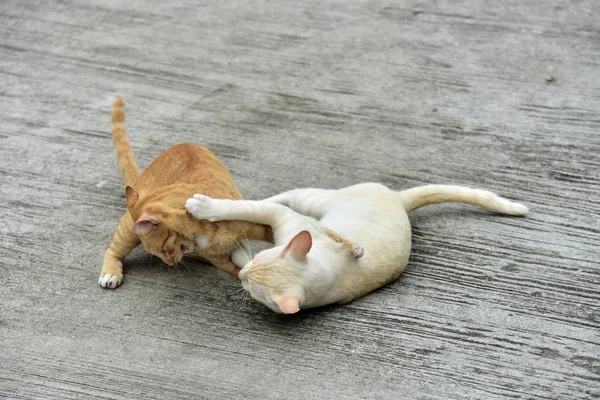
[397,185,529,215]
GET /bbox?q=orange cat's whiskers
[178,259,192,273]
[170,264,180,275]
[155,259,168,275]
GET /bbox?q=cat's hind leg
[323,227,364,258]
[99,212,140,289]
[263,188,337,219]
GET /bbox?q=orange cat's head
[125,186,195,266]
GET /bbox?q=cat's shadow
[234,273,409,338]
[122,241,408,337]
[238,302,345,338]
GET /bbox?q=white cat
[185,183,528,314]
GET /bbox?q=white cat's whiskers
[242,290,251,309]
[234,237,252,263]
[236,289,251,312]
[228,283,254,312]
[226,284,245,296]
[243,232,254,259]
[230,286,246,295]
[231,288,247,311]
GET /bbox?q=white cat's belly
[319,197,412,301]
[321,195,410,252]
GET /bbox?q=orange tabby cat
[99,96,273,288]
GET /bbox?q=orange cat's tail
[397,185,528,215]
[111,96,141,186]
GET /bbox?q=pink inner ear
[281,230,312,261]
[133,212,159,234]
[125,186,139,208]
[277,296,300,314]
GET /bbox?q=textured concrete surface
[1,0,599,399]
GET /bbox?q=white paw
[231,246,252,268]
[194,234,210,249]
[99,274,122,289]
[352,245,365,259]
[186,194,221,222]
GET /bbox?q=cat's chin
[242,282,277,312]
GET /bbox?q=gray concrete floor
[1,1,599,399]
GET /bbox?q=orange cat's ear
[277,296,300,314]
[125,186,139,209]
[281,230,312,261]
[133,212,159,234]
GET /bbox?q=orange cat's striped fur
[99,97,273,288]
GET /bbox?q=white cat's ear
[125,186,139,208]
[277,296,300,314]
[133,212,159,234]
[281,230,312,261]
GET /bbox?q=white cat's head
[239,230,315,314]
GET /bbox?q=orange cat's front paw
[99,256,124,289]
[99,272,123,289]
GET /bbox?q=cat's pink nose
[238,269,247,280]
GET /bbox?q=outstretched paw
[186,194,221,222]
[99,273,122,289]
[352,245,365,259]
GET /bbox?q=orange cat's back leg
[99,212,140,288]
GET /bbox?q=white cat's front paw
[99,274,122,289]
[186,194,220,222]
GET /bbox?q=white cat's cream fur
[186,183,528,314]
